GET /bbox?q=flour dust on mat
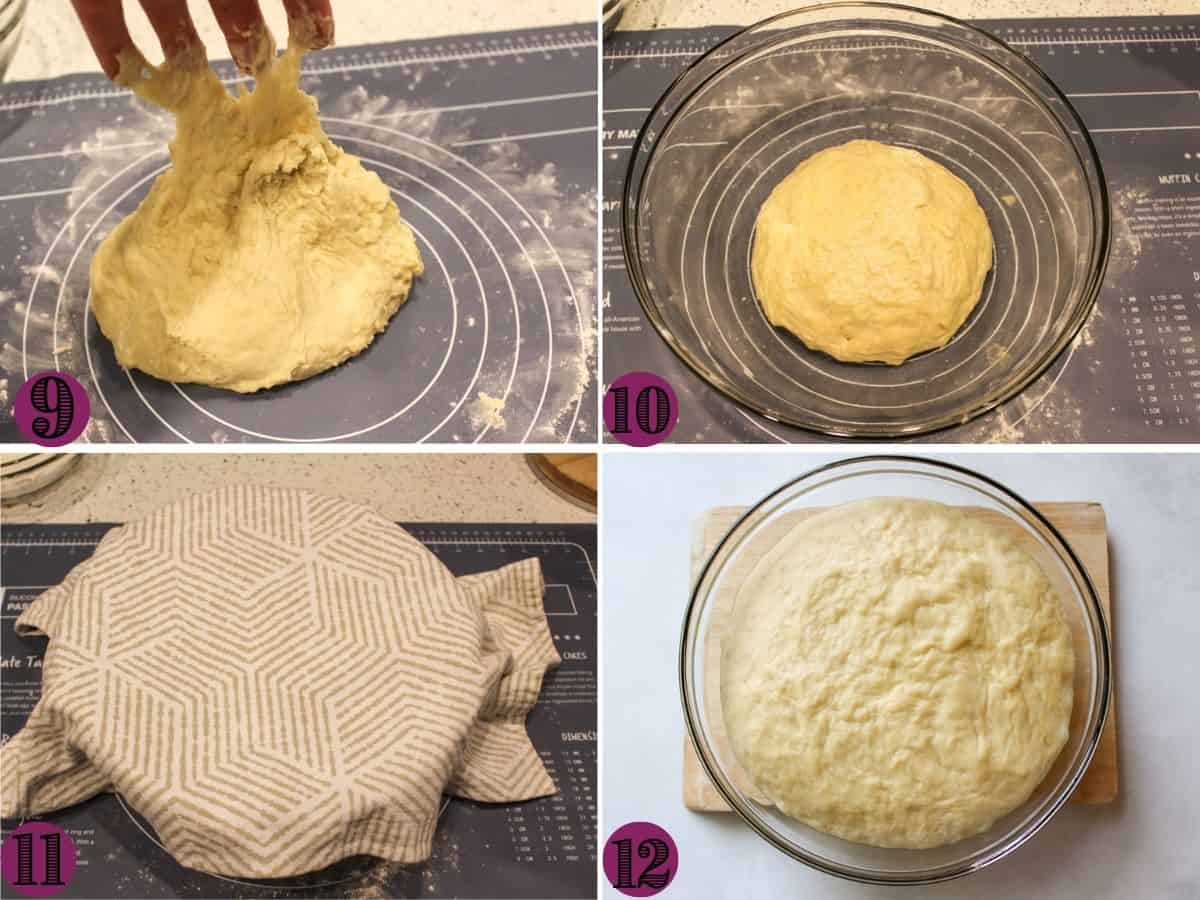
[90,42,423,393]
[721,497,1074,849]
[0,485,558,878]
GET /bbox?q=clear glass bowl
[680,456,1112,884]
[623,4,1110,438]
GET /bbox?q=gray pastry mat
[603,17,1200,443]
[0,522,597,899]
[0,26,597,444]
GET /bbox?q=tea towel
[0,485,560,878]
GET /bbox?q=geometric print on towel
[0,485,559,878]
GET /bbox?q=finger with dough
[70,0,141,79]
[137,0,207,68]
[208,0,276,73]
[281,0,334,49]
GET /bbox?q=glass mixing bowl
[680,456,1112,884]
[623,4,1110,438]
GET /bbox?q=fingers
[281,0,334,50]
[208,0,275,73]
[70,0,137,79]
[73,0,331,82]
[136,0,205,67]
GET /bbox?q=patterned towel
[1,485,560,878]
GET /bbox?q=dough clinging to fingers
[70,0,334,77]
[90,31,423,393]
[281,0,334,48]
[70,0,140,78]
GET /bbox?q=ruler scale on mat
[682,503,1118,813]
[0,26,597,445]
[604,16,1200,443]
[0,523,597,900]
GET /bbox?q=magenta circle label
[0,822,77,897]
[603,371,678,447]
[13,371,90,447]
[603,821,678,896]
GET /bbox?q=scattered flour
[470,391,507,431]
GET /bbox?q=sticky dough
[90,44,423,393]
[751,140,993,365]
[721,498,1074,849]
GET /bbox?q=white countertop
[618,0,1197,29]
[601,450,1200,899]
[3,452,595,523]
[7,0,593,81]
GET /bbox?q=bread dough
[90,43,423,393]
[721,498,1074,849]
[750,140,993,365]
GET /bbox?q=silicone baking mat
[0,523,597,899]
[0,26,597,444]
[604,17,1200,443]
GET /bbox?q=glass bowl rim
[620,1,1113,440]
[678,453,1113,884]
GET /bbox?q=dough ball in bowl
[720,497,1074,849]
[750,140,994,365]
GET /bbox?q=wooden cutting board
[528,453,597,508]
[683,502,1118,812]
[539,454,597,492]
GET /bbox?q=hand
[70,0,334,80]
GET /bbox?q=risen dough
[721,498,1074,849]
[91,45,423,393]
[751,140,993,365]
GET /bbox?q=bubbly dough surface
[721,498,1074,849]
[751,140,993,365]
[91,46,423,393]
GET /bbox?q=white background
[602,450,1200,899]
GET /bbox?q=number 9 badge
[13,371,90,447]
